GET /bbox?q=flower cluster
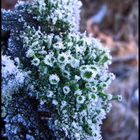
[2,0,121,139]
[20,26,118,139]
[15,0,82,32]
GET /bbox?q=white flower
[117,95,122,101]
[85,83,92,89]
[63,86,70,94]
[31,58,40,66]
[76,95,85,104]
[88,92,98,102]
[44,55,55,67]
[49,74,60,85]
[58,53,68,64]
[81,68,97,82]
[91,86,97,92]
[62,70,71,79]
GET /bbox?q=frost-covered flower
[44,55,55,67]
[63,86,70,94]
[117,95,123,101]
[88,92,98,102]
[31,58,40,66]
[76,95,85,104]
[49,74,60,85]
[58,53,68,64]
[85,82,92,89]
[81,68,97,82]
[91,86,97,92]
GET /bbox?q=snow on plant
[22,30,118,139]
[2,0,121,139]
[1,55,28,117]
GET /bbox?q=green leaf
[83,123,92,136]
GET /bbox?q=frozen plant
[1,0,121,139]
[1,55,28,117]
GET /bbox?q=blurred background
[1,0,139,140]
[80,1,139,140]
